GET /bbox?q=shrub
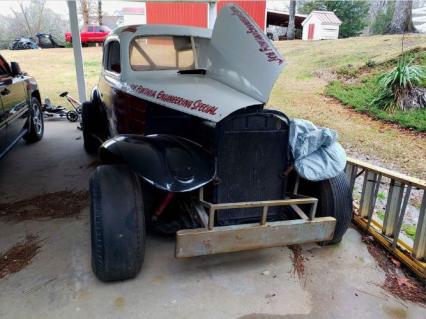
[365,59,377,68]
[371,55,426,111]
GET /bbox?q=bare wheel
[90,165,145,282]
[24,97,44,143]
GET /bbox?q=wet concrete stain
[114,297,125,310]
[382,305,408,319]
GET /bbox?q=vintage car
[0,55,44,158]
[83,4,352,282]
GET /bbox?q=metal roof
[302,11,342,26]
[311,11,342,24]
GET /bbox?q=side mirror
[10,62,22,76]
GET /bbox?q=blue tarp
[289,119,347,181]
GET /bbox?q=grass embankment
[325,49,426,132]
[271,34,426,178]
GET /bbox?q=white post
[67,0,86,102]
[208,1,217,29]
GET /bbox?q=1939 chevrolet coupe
[83,4,352,282]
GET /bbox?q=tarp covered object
[289,119,346,181]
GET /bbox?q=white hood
[123,4,286,122]
[207,4,286,103]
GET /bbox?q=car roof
[111,24,212,39]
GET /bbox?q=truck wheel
[24,97,44,143]
[82,101,101,154]
[298,172,353,245]
[90,165,145,282]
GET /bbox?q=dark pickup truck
[0,55,44,158]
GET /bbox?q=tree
[0,0,68,49]
[366,0,388,34]
[98,0,103,26]
[387,0,415,34]
[370,1,395,35]
[287,0,297,40]
[79,0,97,25]
[299,1,371,38]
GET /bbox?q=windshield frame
[129,35,198,72]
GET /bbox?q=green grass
[377,191,386,200]
[402,224,417,240]
[376,211,385,221]
[325,76,426,132]
[325,48,426,132]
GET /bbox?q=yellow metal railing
[346,157,426,279]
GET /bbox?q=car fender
[99,134,216,192]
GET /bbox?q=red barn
[146,1,266,30]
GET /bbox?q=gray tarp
[289,119,347,181]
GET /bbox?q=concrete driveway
[0,120,424,319]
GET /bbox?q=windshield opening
[129,36,195,71]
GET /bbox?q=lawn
[0,47,102,106]
[1,34,425,178]
[325,48,426,132]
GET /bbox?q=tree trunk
[98,0,102,25]
[388,0,415,34]
[287,0,296,40]
[80,0,90,25]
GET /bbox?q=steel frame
[175,189,336,258]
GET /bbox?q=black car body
[0,54,44,158]
[35,33,64,49]
[9,37,39,50]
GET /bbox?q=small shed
[302,11,342,41]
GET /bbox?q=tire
[23,97,44,143]
[298,172,353,245]
[82,101,101,154]
[66,110,78,122]
[90,165,145,282]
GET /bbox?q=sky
[0,0,149,17]
[0,0,289,18]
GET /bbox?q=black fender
[99,134,216,192]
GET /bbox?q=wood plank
[176,217,336,257]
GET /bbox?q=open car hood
[124,4,285,123]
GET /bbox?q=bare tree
[388,0,415,33]
[0,0,68,48]
[98,0,103,25]
[11,0,47,35]
[287,0,296,40]
[366,0,387,34]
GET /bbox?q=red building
[146,1,266,30]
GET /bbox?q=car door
[0,56,29,148]
[87,25,95,43]
[0,94,6,155]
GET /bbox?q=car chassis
[84,4,352,282]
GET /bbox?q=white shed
[302,11,342,41]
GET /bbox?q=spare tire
[90,165,145,282]
[298,172,353,245]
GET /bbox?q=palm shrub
[371,55,426,111]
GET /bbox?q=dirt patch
[0,235,41,279]
[362,235,426,305]
[288,245,306,281]
[0,191,89,222]
[313,69,360,84]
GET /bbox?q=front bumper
[175,194,336,258]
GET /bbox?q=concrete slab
[0,120,425,319]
